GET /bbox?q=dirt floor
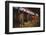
[20,20,39,28]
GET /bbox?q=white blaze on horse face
[19,7,24,11]
[27,11,34,15]
[19,7,34,15]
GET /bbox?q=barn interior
[13,7,40,28]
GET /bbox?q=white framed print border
[5,1,45,34]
